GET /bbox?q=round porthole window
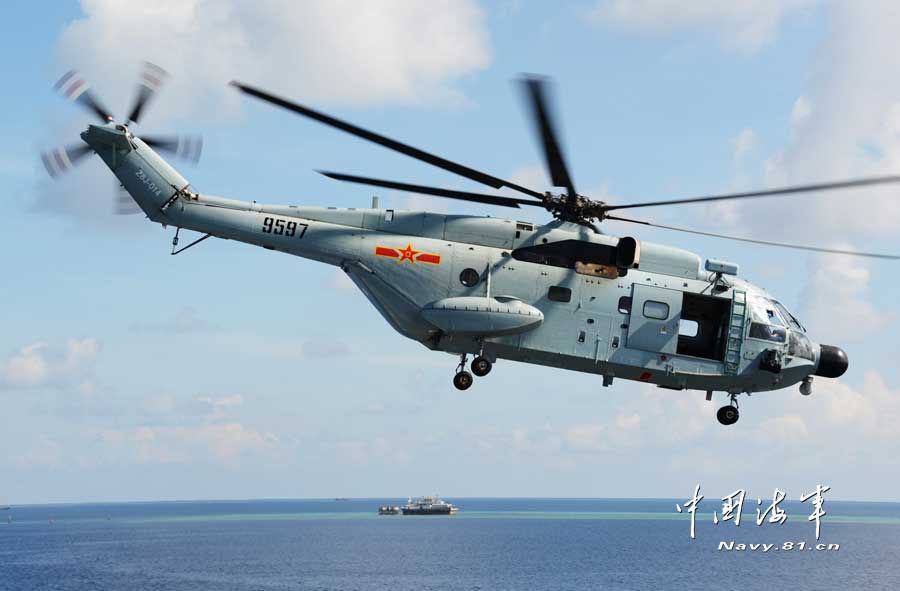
[459,268,480,287]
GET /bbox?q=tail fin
[81,125,190,219]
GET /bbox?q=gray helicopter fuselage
[84,124,826,395]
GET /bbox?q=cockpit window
[765,308,785,327]
[745,295,806,340]
[749,323,787,343]
[772,300,805,332]
[748,296,780,325]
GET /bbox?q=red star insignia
[396,243,420,263]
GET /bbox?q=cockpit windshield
[747,296,786,342]
[748,296,778,325]
[747,295,805,333]
[771,300,805,333]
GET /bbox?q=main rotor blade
[127,62,168,125]
[606,215,900,260]
[141,134,203,163]
[40,143,93,178]
[519,76,577,202]
[53,70,113,123]
[603,176,900,212]
[230,81,544,200]
[319,171,546,209]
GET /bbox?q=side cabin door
[574,279,614,362]
[626,284,682,355]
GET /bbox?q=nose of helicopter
[814,344,849,378]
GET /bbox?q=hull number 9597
[262,216,307,238]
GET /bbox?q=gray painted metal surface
[626,284,683,355]
[79,124,824,398]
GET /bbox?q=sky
[2,0,900,504]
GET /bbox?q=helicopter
[42,64,899,426]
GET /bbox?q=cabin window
[384,209,394,222]
[643,300,669,320]
[618,296,632,314]
[678,319,699,338]
[548,286,572,302]
[459,268,480,287]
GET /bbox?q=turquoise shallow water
[2,498,899,590]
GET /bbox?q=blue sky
[3,1,900,504]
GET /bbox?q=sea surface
[2,498,899,590]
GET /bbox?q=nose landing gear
[452,353,493,390]
[716,393,740,426]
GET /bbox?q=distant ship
[378,505,400,515]
[401,496,458,515]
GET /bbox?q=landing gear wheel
[717,405,739,426]
[453,371,473,391]
[471,356,492,377]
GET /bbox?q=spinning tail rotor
[41,62,203,214]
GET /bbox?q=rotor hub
[541,192,607,224]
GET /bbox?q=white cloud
[139,392,246,424]
[505,165,547,195]
[790,96,812,131]
[194,423,278,461]
[799,251,891,343]
[703,4,900,346]
[616,411,642,431]
[99,422,278,465]
[563,412,642,452]
[15,435,63,468]
[193,394,244,422]
[732,128,757,164]
[754,414,809,443]
[328,268,356,292]
[336,435,410,464]
[819,371,899,441]
[57,0,492,119]
[512,424,563,455]
[0,338,98,390]
[39,1,491,225]
[87,389,276,465]
[129,307,217,334]
[736,3,900,243]
[588,0,817,54]
[564,422,607,451]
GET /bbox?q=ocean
[2,498,899,590]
